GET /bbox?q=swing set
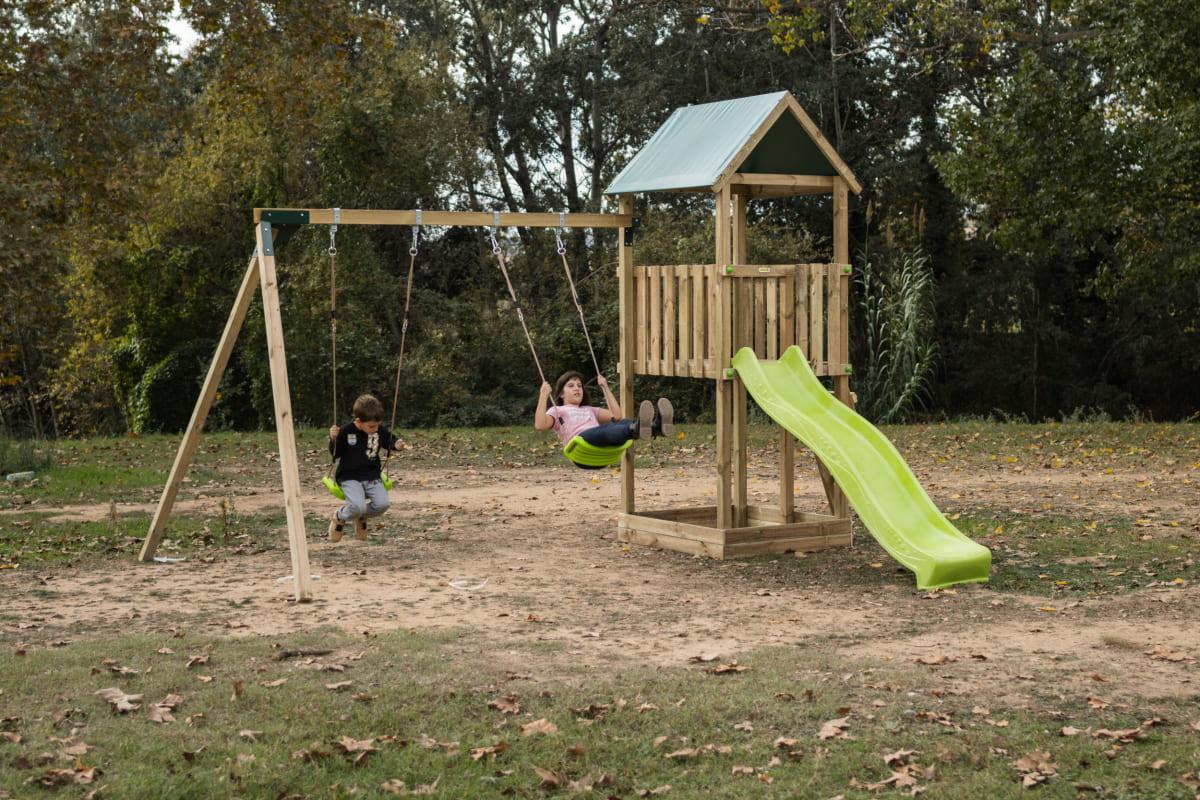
[140,91,985,603]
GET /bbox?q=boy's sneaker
[329,516,345,543]
[637,400,655,441]
[355,516,368,541]
[653,397,675,438]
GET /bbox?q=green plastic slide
[731,346,991,590]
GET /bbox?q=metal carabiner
[328,207,340,256]
[409,208,421,256]
[555,211,567,255]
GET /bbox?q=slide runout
[731,346,991,589]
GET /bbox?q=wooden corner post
[140,252,261,562]
[830,177,852,520]
[255,222,314,602]
[618,194,636,514]
[714,187,734,528]
[731,193,749,527]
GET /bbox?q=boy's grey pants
[336,479,391,522]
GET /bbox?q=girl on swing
[535,372,673,465]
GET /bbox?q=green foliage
[853,249,938,423]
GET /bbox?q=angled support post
[256,221,313,602]
[140,252,261,562]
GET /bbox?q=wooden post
[830,178,852,520]
[139,253,261,562]
[255,222,314,602]
[732,194,749,527]
[714,187,733,528]
[618,194,636,514]
[779,267,796,522]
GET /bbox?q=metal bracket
[260,209,310,225]
[622,216,641,247]
[258,221,275,256]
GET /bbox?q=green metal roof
[604,91,840,195]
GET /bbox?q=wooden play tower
[609,90,863,557]
[139,90,862,601]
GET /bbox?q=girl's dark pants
[578,419,637,447]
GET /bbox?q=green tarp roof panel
[739,111,837,176]
[605,92,790,195]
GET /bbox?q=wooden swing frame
[141,96,862,601]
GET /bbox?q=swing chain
[329,207,340,255]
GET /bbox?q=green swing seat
[562,436,633,468]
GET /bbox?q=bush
[853,249,938,423]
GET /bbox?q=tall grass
[853,249,938,423]
[0,436,52,474]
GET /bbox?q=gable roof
[604,91,861,196]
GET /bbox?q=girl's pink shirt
[546,404,600,446]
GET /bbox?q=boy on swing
[535,372,673,461]
[327,394,408,541]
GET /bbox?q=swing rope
[490,220,554,402]
[381,212,421,478]
[326,208,341,482]
[554,216,603,381]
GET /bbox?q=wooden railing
[630,263,850,379]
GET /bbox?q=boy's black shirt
[329,422,400,482]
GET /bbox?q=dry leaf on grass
[335,736,377,765]
[817,717,852,740]
[94,688,142,714]
[488,696,520,715]
[534,766,561,789]
[239,730,263,742]
[146,694,182,724]
[1012,750,1056,788]
[884,749,918,766]
[26,767,99,787]
[521,718,559,737]
[326,681,353,691]
[1145,644,1192,663]
[637,786,672,797]
[708,662,749,674]
[186,654,209,669]
[469,741,510,761]
[261,679,287,688]
[914,655,956,666]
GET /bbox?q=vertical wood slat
[754,281,767,356]
[708,264,720,375]
[826,262,841,376]
[678,267,692,377]
[663,266,677,376]
[809,264,824,370]
[635,269,646,372]
[766,279,779,360]
[649,267,662,374]
[796,265,809,361]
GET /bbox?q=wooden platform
[617,505,851,559]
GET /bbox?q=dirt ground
[5,461,1198,707]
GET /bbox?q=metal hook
[410,207,421,256]
[329,207,340,256]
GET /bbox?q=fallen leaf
[817,717,852,740]
[239,730,263,742]
[709,662,749,674]
[326,681,353,691]
[488,696,520,715]
[534,766,561,789]
[470,741,509,761]
[914,655,956,666]
[261,679,287,688]
[521,718,559,737]
[94,688,142,714]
